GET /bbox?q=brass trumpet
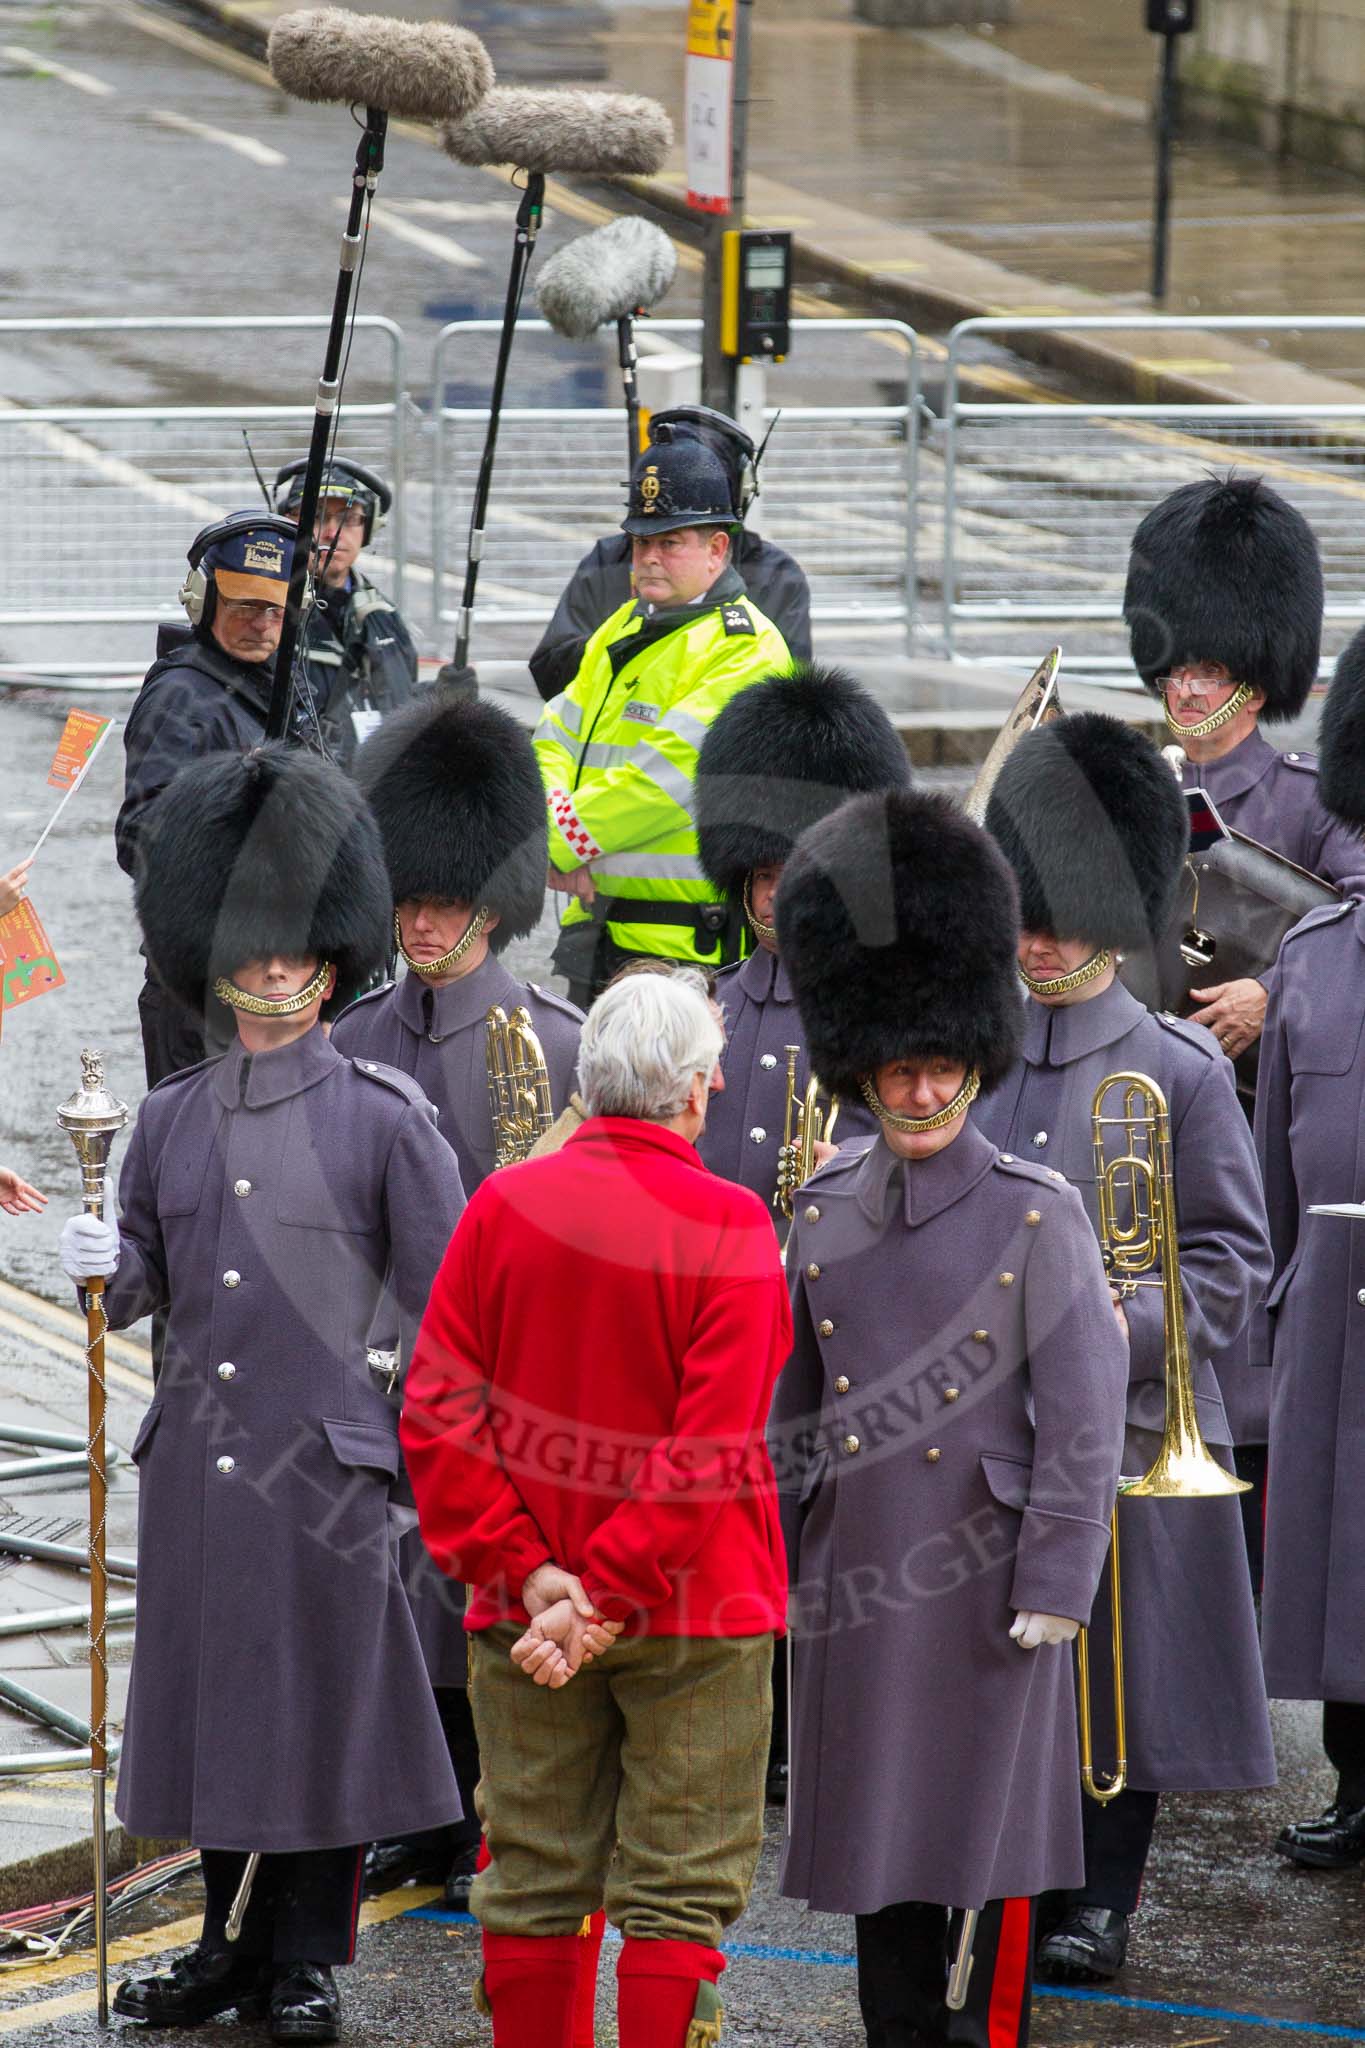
[486,1005,554,1168]
[774,1045,840,1222]
[1076,1070,1250,1805]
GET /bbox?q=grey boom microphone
[268,8,494,123]
[535,217,678,340]
[442,88,673,176]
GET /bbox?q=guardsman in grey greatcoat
[773,789,1128,2048]
[331,691,581,1908]
[58,745,465,2042]
[694,660,906,1811]
[1124,474,1351,1537]
[694,662,905,1224]
[1256,623,1365,1874]
[979,712,1275,1985]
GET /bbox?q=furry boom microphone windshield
[267,8,494,122]
[442,88,674,176]
[536,217,678,340]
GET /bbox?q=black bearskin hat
[696,663,911,903]
[135,744,390,1019]
[1318,624,1365,830]
[1123,473,1323,723]
[985,712,1189,951]
[354,693,547,952]
[778,789,1022,1097]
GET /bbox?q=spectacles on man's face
[219,597,285,621]
[1154,669,1235,704]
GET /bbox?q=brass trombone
[774,1045,840,1222]
[1076,1071,1250,1803]
[486,1005,554,1168]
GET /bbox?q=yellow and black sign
[721,228,793,363]
[687,0,733,60]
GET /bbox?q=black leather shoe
[1276,1801,1365,1869]
[443,1854,477,1913]
[363,1838,450,1893]
[113,1943,268,2025]
[1036,1907,1129,1981]
[765,1760,789,1807]
[270,1962,341,2043]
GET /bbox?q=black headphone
[180,510,297,631]
[272,458,392,548]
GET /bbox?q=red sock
[572,1912,606,2047]
[481,1932,580,2048]
[616,1937,726,2048]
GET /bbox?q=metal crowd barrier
[938,314,1365,672]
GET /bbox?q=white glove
[1009,1610,1079,1651]
[59,1183,119,1283]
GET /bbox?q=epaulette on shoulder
[1279,749,1320,778]
[347,1056,430,1111]
[526,981,586,1024]
[331,982,396,1029]
[1154,1011,1220,1059]
[992,1151,1068,1191]
[1282,898,1353,945]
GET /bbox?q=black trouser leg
[1074,1789,1160,1916]
[1323,1701,1365,1808]
[944,1899,1037,2048]
[138,971,206,1089]
[855,1899,1037,2048]
[855,1900,949,2046]
[437,1684,482,1863]
[200,1848,365,1966]
[769,1639,788,1776]
[1233,1442,1268,1594]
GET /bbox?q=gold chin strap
[1019,948,1113,999]
[743,874,777,947]
[213,960,333,1018]
[395,906,490,977]
[1162,680,1254,741]
[859,1068,981,1134]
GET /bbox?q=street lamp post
[1147,0,1197,303]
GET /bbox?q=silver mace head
[56,1050,128,1215]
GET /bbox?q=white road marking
[2,45,115,96]
[355,200,484,271]
[909,27,1147,121]
[148,108,286,168]
[0,399,221,520]
[381,197,523,224]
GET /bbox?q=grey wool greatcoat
[697,950,879,1232]
[104,1028,466,1852]
[1178,729,1363,890]
[1256,895,1365,1704]
[974,978,1276,1792]
[332,954,582,1685]
[772,1122,1128,1916]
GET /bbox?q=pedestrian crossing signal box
[721,230,792,363]
[1145,0,1196,31]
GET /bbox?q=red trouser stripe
[344,1846,365,1965]
[986,1897,1032,2048]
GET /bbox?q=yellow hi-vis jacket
[534,572,790,967]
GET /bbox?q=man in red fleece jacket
[402,971,791,2048]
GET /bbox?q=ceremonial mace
[56,1051,128,2026]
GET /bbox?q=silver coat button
[223,1270,241,1288]
[834,1375,850,1395]
[1032,1131,1048,1148]
[806,1263,821,1281]
[233,1179,252,1197]
[748,1127,767,1144]
[842,1435,860,1456]
[760,1054,777,1070]
[925,1447,942,1463]
[217,1362,236,1381]
[1357,1289,1365,1307]
[1000,1153,1014,1164]
[804,1205,820,1223]
[216,1455,235,1475]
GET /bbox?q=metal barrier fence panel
[430,317,920,658]
[0,317,405,672]
[939,315,1365,676]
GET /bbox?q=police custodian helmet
[620,439,736,538]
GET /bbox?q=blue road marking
[404,1907,1365,2038]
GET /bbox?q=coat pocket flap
[1264,1248,1302,1315]
[321,1418,400,1479]
[980,1452,1032,1511]
[798,1443,830,1507]
[129,1403,165,1464]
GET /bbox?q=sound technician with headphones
[116,511,320,1087]
[274,458,420,771]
